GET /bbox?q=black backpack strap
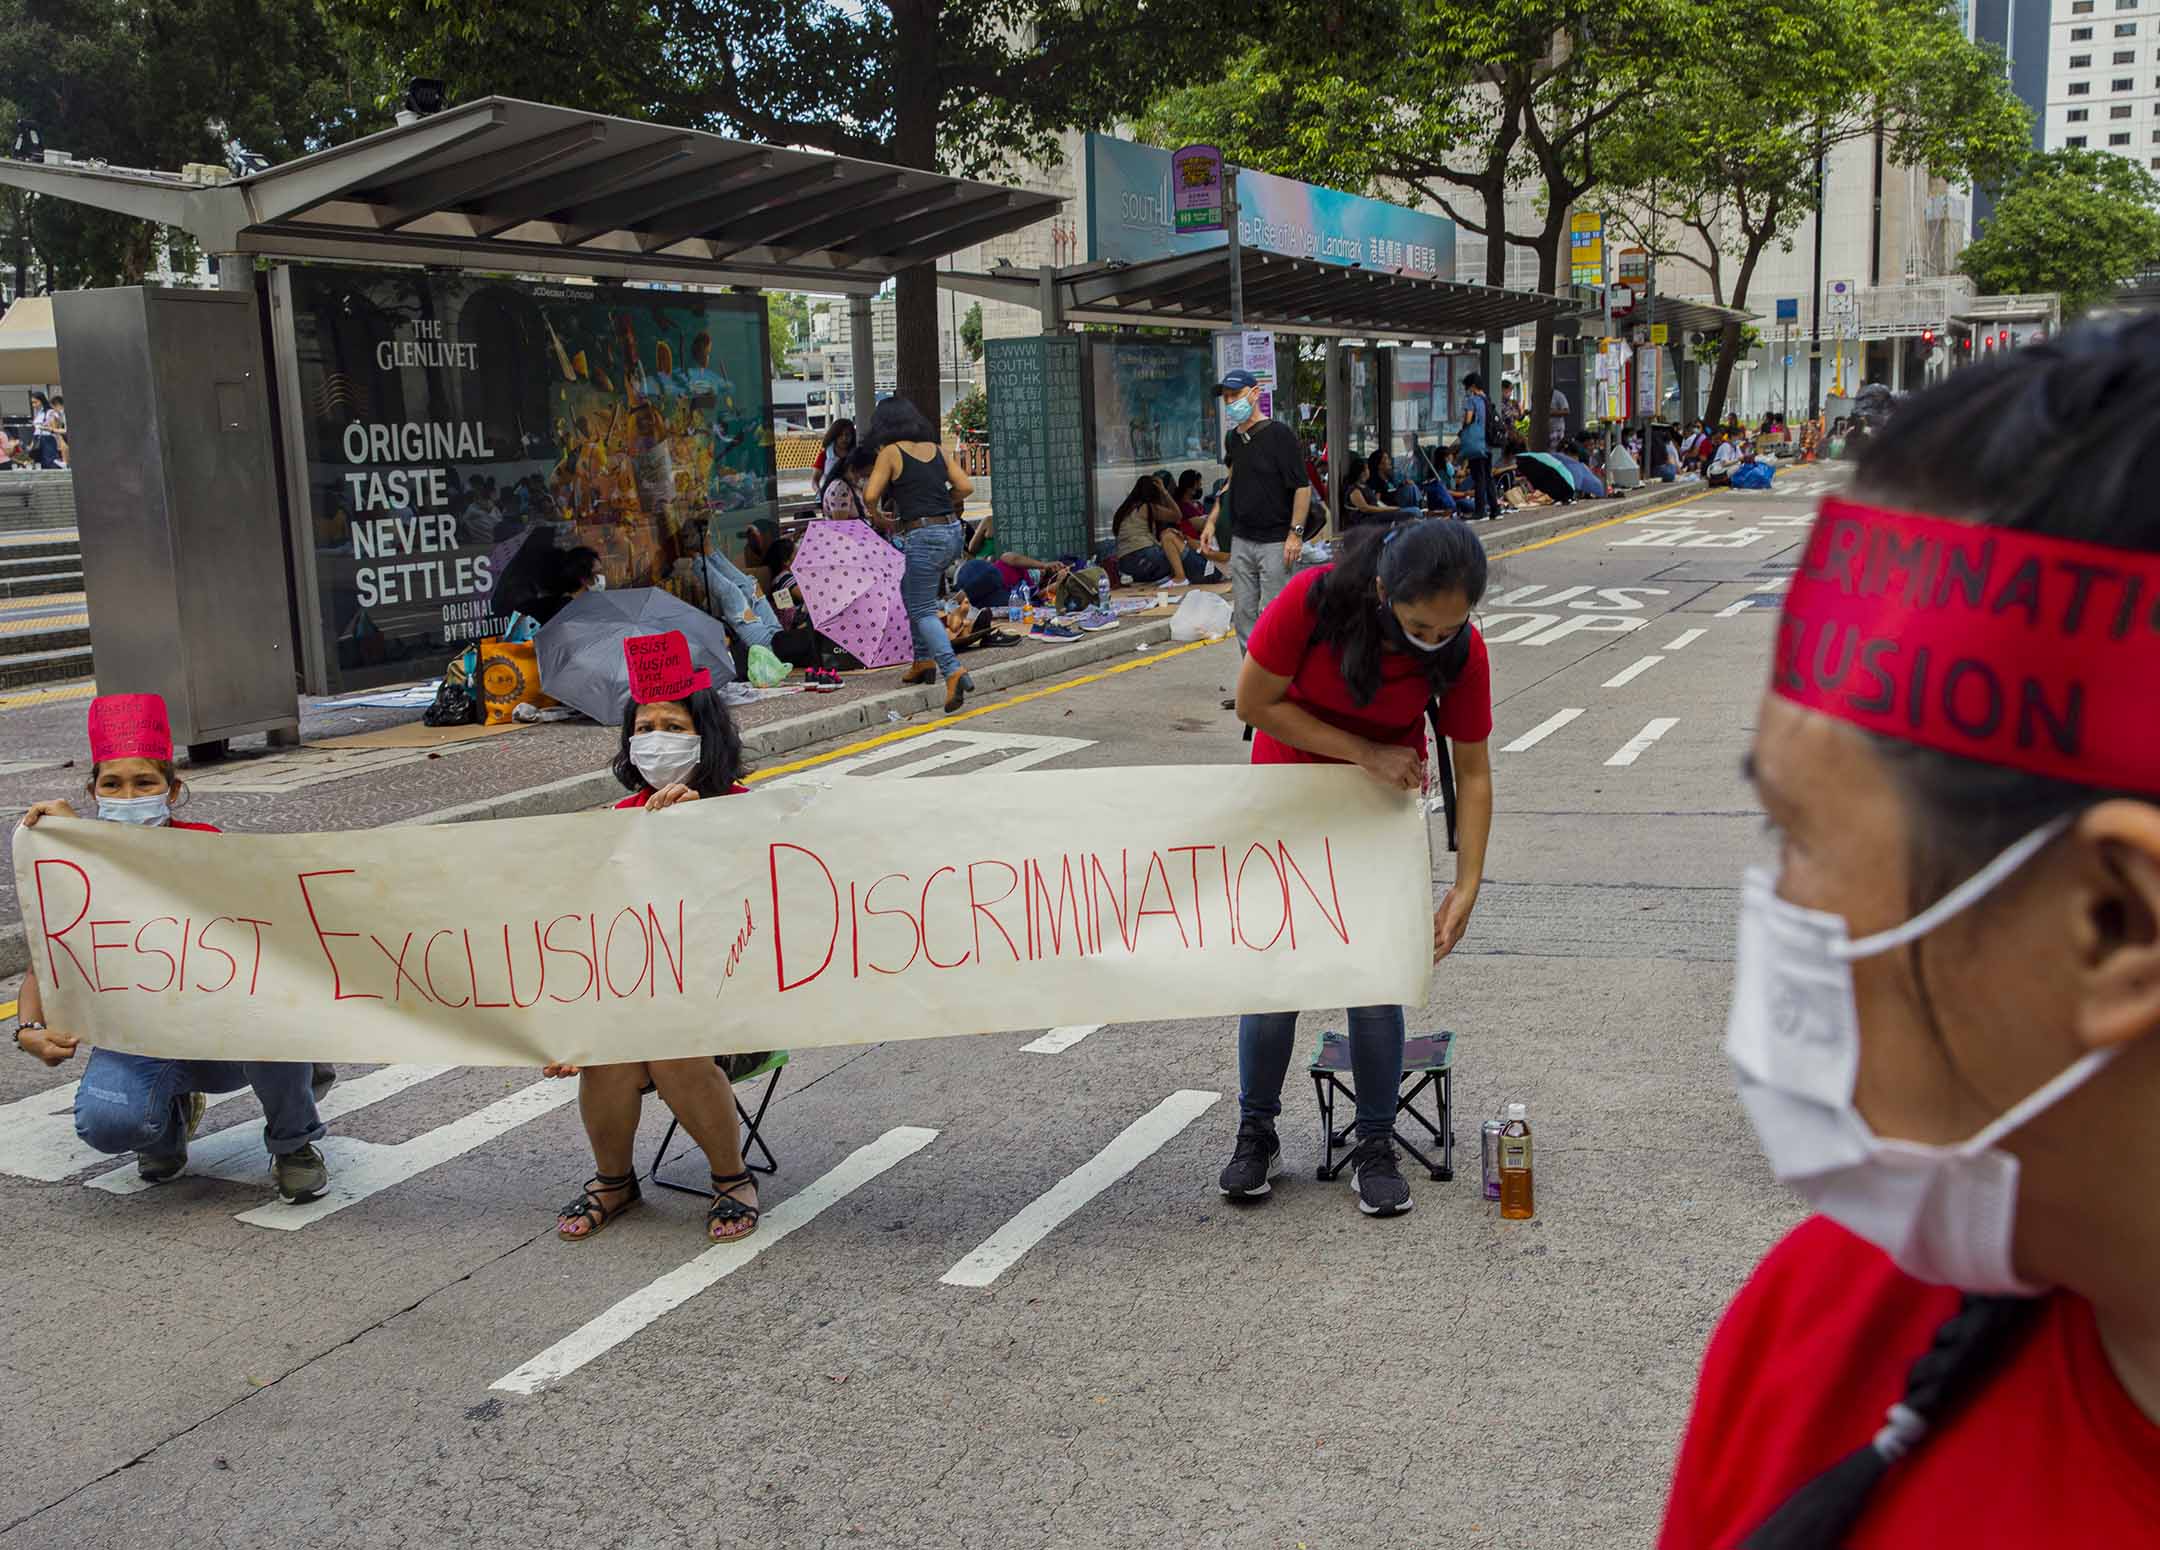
[1426,701,1458,853]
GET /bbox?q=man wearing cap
[1202,368,1312,653]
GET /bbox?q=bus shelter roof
[0,97,1062,295]
[943,249,1577,340]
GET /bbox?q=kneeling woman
[1223,521,1495,1217]
[545,631,762,1244]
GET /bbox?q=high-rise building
[2039,0,2160,175]
[1969,0,2055,228]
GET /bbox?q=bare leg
[647,1057,758,1240]
[557,1061,648,1238]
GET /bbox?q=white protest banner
[13,764,1434,1066]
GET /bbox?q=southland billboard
[1083,133,1454,283]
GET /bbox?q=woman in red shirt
[10,693,332,1203]
[1220,520,1494,1217]
[544,632,765,1246]
[1661,321,2160,1545]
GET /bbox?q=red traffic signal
[1921,328,1936,345]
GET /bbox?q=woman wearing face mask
[542,631,764,1245]
[1219,520,1495,1218]
[11,694,333,1202]
[1661,320,2160,1547]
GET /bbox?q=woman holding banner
[1221,521,1494,1218]
[10,694,333,1202]
[1659,323,2160,1546]
[543,631,764,1244]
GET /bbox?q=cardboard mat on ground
[14,764,1434,1066]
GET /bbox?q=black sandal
[707,1169,762,1242]
[557,1170,642,1241]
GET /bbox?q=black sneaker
[1217,1118,1282,1199]
[1348,1137,1412,1216]
[312,1064,337,1103]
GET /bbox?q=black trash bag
[422,680,479,727]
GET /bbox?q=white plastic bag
[1169,589,1234,642]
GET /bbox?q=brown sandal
[557,1170,642,1241]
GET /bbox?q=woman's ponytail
[1742,1295,2041,1548]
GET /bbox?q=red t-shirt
[1660,1216,2160,1548]
[614,783,749,809]
[1243,564,1493,765]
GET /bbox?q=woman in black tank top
[861,397,978,713]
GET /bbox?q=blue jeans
[1238,1005,1406,1140]
[901,520,967,679]
[700,553,780,650]
[74,1050,325,1158]
[955,558,1010,610]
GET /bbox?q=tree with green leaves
[348,0,1248,424]
[1139,1,1693,446]
[959,301,982,363]
[765,292,811,374]
[1960,149,2160,320]
[0,0,394,288]
[1603,0,2030,428]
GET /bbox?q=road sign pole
[1225,166,1244,330]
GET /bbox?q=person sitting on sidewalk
[1112,475,1211,586]
[1339,455,1399,529]
[527,544,604,625]
[544,631,760,1244]
[819,447,881,526]
[11,694,333,1202]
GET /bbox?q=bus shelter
[0,95,1057,733]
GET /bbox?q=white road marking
[1664,628,1706,651]
[87,1064,451,1197]
[768,730,1093,788]
[1606,718,1681,767]
[1501,708,1583,753]
[940,1090,1220,1289]
[1020,1025,1103,1055]
[1602,656,1665,688]
[494,1125,939,1395]
[236,1079,582,1230]
[0,1082,247,1182]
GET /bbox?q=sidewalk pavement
[0,473,1712,976]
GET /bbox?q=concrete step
[0,569,84,599]
[0,642,94,689]
[0,621,91,657]
[0,534,79,563]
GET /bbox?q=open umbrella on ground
[533,586,735,723]
[1515,451,1579,504]
[790,519,912,669]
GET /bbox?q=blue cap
[1217,368,1259,392]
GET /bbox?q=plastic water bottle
[1019,583,1035,630]
[1096,574,1112,613]
[1007,583,1026,628]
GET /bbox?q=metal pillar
[848,292,876,420]
[1324,338,1347,538]
[1226,168,1245,328]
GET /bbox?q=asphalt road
[1,470,1842,1549]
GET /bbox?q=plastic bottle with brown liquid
[1498,1102,1535,1220]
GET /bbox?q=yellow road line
[0,680,96,710]
[1488,490,1708,560]
[0,612,86,636]
[747,634,1225,783]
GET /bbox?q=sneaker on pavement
[1348,1136,1412,1216]
[137,1091,207,1183]
[1218,1117,1283,1199]
[1030,621,1082,642]
[1076,607,1117,632]
[312,1064,337,1103]
[272,1143,330,1204]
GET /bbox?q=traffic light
[1921,328,1936,346]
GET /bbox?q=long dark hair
[821,417,855,455]
[611,687,747,798]
[865,396,936,450]
[1738,318,2160,1549]
[1306,520,1487,706]
[1111,477,1169,530]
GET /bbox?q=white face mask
[1725,819,2111,1295]
[97,794,172,826]
[589,574,607,593]
[627,730,701,791]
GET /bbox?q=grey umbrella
[534,586,737,724]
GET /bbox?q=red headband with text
[1775,498,2160,795]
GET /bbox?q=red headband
[622,630,711,705]
[1774,498,2160,795]
[87,694,173,764]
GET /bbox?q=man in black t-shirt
[1200,368,1311,651]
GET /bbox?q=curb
[1480,479,1707,553]
[391,618,1179,828]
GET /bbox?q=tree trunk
[1527,215,1566,450]
[888,0,944,430]
[1700,224,1775,431]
